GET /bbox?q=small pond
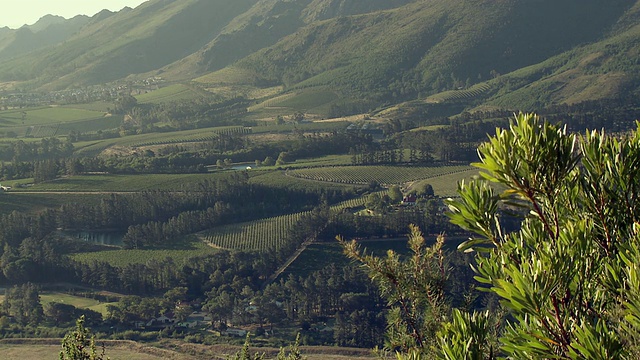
[61,231,124,246]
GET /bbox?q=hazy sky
[0,0,149,29]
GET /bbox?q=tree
[276,152,291,166]
[338,225,447,354]
[416,183,434,198]
[441,113,640,358]
[4,282,44,326]
[59,316,108,360]
[262,156,275,166]
[388,185,403,204]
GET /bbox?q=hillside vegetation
[0,0,637,113]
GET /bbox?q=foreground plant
[338,225,447,355]
[60,316,108,360]
[444,113,640,358]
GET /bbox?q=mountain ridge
[0,0,638,113]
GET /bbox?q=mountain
[0,0,258,89]
[0,0,638,113]
[0,15,90,62]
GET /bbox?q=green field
[0,107,105,127]
[280,154,353,168]
[281,239,425,279]
[39,292,116,317]
[71,240,217,267]
[136,84,207,104]
[0,340,376,360]
[0,106,113,139]
[0,341,193,360]
[249,89,340,116]
[250,121,349,134]
[282,235,466,279]
[8,173,220,193]
[249,170,360,192]
[0,193,104,215]
[73,125,248,155]
[287,165,474,185]
[411,168,481,198]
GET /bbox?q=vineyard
[71,241,217,267]
[136,84,206,104]
[287,165,474,185]
[425,83,493,104]
[129,126,251,147]
[249,171,359,192]
[11,173,219,192]
[25,125,59,138]
[250,121,349,134]
[200,212,310,251]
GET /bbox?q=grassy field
[249,89,339,116]
[73,125,248,155]
[0,340,376,360]
[282,235,467,279]
[250,121,349,134]
[71,240,217,267]
[281,238,427,279]
[0,193,104,215]
[248,170,360,192]
[39,292,116,317]
[409,168,481,198]
[136,84,207,104]
[287,164,474,185]
[0,107,105,127]
[9,173,220,193]
[0,105,116,139]
[0,340,194,360]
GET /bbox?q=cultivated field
[0,340,376,360]
[287,164,474,185]
[73,126,249,155]
[0,340,194,360]
[0,193,103,215]
[136,84,206,104]
[200,212,311,251]
[408,168,481,197]
[39,292,116,317]
[8,173,221,193]
[71,240,217,267]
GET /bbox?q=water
[62,231,124,246]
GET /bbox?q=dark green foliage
[444,113,640,358]
[339,226,447,353]
[3,282,44,326]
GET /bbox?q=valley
[1,0,640,358]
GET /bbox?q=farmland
[73,125,250,155]
[136,84,206,104]
[0,340,193,360]
[0,340,377,360]
[7,173,220,193]
[39,292,117,317]
[249,170,361,192]
[200,212,310,251]
[71,239,217,267]
[0,193,103,215]
[0,106,111,138]
[287,164,474,185]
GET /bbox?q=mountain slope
[0,0,638,114]
[0,0,258,89]
[227,0,636,104]
[0,15,90,61]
